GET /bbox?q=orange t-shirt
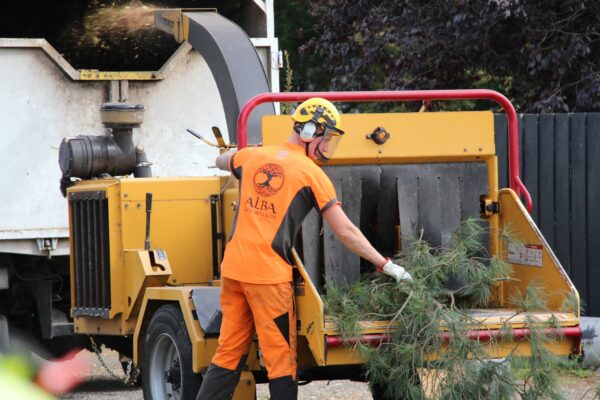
[221,142,340,284]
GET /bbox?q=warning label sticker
[507,242,543,267]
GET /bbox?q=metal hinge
[274,50,283,69]
[480,197,500,216]
[36,238,58,258]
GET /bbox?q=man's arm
[322,204,386,267]
[216,151,235,171]
[322,204,412,281]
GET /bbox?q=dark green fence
[495,113,600,316]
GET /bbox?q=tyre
[370,382,397,400]
[371,383,417,400]
[370,376,422,400]
[142,304,202,400]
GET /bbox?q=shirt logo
[253,163,285,197]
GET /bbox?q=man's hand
[381,259,413,281]
[215,151,235,172]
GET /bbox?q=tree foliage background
[276,0,600,112]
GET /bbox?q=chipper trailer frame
[64,87,581,400]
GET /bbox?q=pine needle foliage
[280,50,295,115]
[323,217,579,400]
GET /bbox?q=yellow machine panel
[262,111,496,164]
[68,177,224,335]
[118,177,222,285]
[498,189,579,312]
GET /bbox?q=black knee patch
[195,355,248,400]
[235,354,249,372]
[273,312,290,346]
[269,375,297,400]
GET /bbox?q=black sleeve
[229,152,241,179]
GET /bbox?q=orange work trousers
[212,276,297,381]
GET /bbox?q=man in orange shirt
[196,98,411,400]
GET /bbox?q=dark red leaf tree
[300,0,600,112]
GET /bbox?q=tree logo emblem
[253,163,285,197]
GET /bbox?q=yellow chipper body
[67,105,581,399]
[63,9,580,400]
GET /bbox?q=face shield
[314,125,345,162]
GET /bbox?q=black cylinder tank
[59,102,143,179]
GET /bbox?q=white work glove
[381,259,413,281]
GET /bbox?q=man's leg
[243,281,297,400]
[196,277,254,400]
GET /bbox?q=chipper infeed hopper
[240,90,581,369]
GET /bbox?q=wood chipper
[63,88,581,400]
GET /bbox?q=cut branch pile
[323,218,582,399]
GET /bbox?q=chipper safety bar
[238,89,532,212]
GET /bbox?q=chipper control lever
[145,192,152,250]
[186,127,236,150]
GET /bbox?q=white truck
[0,1,279,356]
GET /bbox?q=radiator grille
[70,191,111,318]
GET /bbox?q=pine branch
[323,217,574,399]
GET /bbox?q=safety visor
[314,125,345,162]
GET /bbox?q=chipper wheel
[371,384,419,400]
[370,374,422,400]
[142,304,202,400]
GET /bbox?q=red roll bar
[236,90,532,212]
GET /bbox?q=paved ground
[60,349,371,400]
[61,349,600,399]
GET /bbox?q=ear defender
[298,106,325,143]
[299,121,317,142]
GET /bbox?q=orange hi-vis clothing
[212,277,296,378]
[198,143,337,400]
[196,277,298,399]
[221,142,340,284]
